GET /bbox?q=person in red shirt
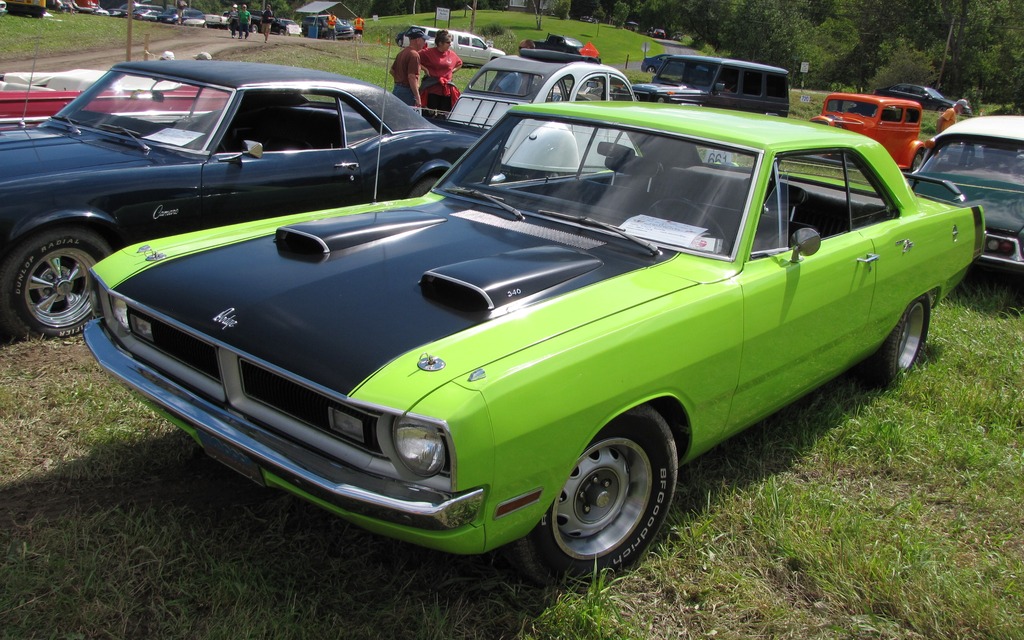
[390,28,426,107]
[418,30,464,116]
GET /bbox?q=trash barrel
[307,22,318,38]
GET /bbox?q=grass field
[1,11,1023,640]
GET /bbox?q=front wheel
[0,227,112,338]
[856,295,930,387]
[511,405,678,582]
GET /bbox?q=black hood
[116,202,668,393]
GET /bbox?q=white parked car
[447,50,635,130]
[400,25,505,66]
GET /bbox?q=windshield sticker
[621,215,722,252]
[145,128,205,146]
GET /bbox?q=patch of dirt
[3,28,299,73]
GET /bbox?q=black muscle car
[0,60,477,339]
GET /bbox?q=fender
[4,208,123,257]
[409,158,453,186]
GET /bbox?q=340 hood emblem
[213,308,238,330]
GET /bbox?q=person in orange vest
[325,12,337,40]
[353,15,365,39]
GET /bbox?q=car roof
[824,92,922,109]
[109,60,435,132]
[512,101,876,151]
[660,54,789,75]
[936,115,1024,142]
[475,54,621,77]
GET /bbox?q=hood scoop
[276,210,445,256]
[421,246,602,312]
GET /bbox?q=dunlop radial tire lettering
[0,226,111,338]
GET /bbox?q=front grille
[131,309,220,380]
[239,359,380,453]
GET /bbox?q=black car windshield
[438,115,757,258]
[656,59,718,90]
[57,72,232,152]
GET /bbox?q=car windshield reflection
[58,72,232,151]
[439,115,757,257]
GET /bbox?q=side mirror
[218,140,264,165]
[713,82,725,94]
[244,140,264,158]
[789,227,821,263]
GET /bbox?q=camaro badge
[213,308,238,330]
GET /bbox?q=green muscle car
[84,103,982,581]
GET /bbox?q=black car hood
[116,203,671,394]
[0,126,153,181]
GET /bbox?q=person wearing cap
[160,51,175,60]
[418,30,463,116]
[937,98,970,133]
[390,28,427,108]
[228,4,239,38]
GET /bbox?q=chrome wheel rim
[897,301,925,370]
[552,437,652,559]
[23,247,96,330]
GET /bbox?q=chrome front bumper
[83,320,484,531]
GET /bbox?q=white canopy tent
[295,1,337,13]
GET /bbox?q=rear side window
[741,70,763,96]
[906,108,921,123]
[765,74,788,99]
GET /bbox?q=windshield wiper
[97,123,150,152]
[446,186,525,221]
[50,115,81,134]
[539,209,661,256]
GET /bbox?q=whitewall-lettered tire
[512,405,678,582]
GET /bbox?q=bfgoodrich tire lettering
[512,405,678,582]
[0,227,112,338]
[857,295,930,387]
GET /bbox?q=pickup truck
[532,34,588,56]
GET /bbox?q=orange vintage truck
[811,92,927,170]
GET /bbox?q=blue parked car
[0,61,477,338]
[640,53,672,73]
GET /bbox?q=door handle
[896,238,914,253]
[858,253,880,271]
[335,161,359,170]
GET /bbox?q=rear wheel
[407,176,438,198]
[856,296,930,387]
[511,405,677,582]
[0,227,111,338]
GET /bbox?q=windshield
[56,71,232,151]
[467,69,544,98]
[921,138,1024,184]
[438,115,757,258]
[656,59,718,89]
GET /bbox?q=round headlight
[112,297,129,331]
[393,419,446,477]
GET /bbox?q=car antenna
[18,39,42,129]
[372,36,395,203]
